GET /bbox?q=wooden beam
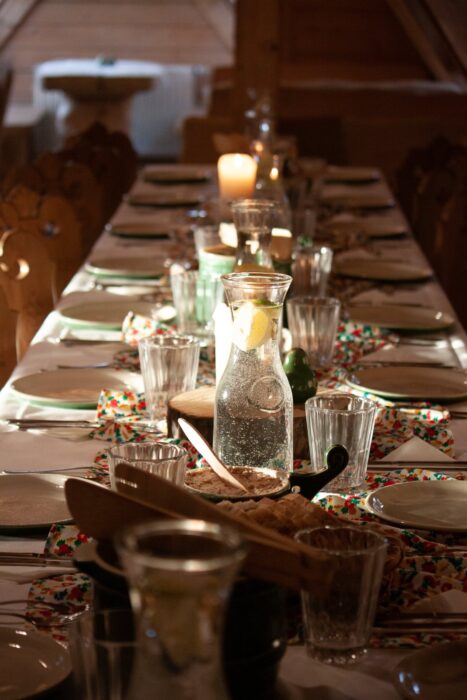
[386,0,453,81]
[0,0,41,52]
[425,0,467,78]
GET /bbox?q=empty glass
[305,393,377,492]
[286,296,340,368]
[107,440,188,490]
[69,609,137,700]
[295,526,387,665]
[194,224,222,258]
[170,269,224,337]
[291,244,332,296]
[138,334,200,432]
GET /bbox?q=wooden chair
[0,285,17,387]
[3,153,104,253]
[0,229,55,359]
[4,185,83,297]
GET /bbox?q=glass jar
[213,271,293,472]
[117,519,246,700]
[230,199,274,272]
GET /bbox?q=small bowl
[184,466,290,502]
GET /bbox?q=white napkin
[381,436,455,463]
[0,566,76,584]
[0,430,100,470]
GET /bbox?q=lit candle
[217,153,257,201]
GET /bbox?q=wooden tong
[65,467,332,592]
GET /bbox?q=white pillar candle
[217,153,257,201]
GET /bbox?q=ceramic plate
[0,627,71,698]
[324,166,380,183]
[394,640,467,699]
[320,192,395,209]
[107,221,172,238]
[0,474,71,529]
[347,304,455,331]
[127,191,202,208]
[347,366,467,402]
[335,258,432,282]
[143,166,210,185]
[85,257,165,279]
[11,368,141,409]
[58,300,175,330]
[324,217,408,238]
[366,481,467,532]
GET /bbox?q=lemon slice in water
[232,301,278,351]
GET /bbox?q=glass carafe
[230,199,274,272]
[117,519,246,700]
[213,271,293,472]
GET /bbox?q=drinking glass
[291,244,332,296]
[194,224,222,257]
[117,519,246,700]
[286,296,340,368]
[170,269,224,337]
[107,440,188,490]
[295,526,387,665]
[138,334,200,431]
[69,609,137,700]
[305,393,377,492]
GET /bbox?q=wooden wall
[2,0,234,104]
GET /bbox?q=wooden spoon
[178,418,248,493]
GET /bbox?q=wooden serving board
[168,386,310,459]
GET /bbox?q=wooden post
[232,0,280,130]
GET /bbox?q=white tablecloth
[0,167,466,697]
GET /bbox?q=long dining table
[0,162,466,699]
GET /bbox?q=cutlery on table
[5,419,99,429]
[355,361,458,369]
[367,460,467,471]
[56,362,114,370]
[0,553,76,568]
[1,466,97,475]
[56,338,128,347]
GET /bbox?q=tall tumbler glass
[170,269,224,337]
[305,393,377,492]
[69,609,137,700]
[287,297,341,369]
[292,244,332,296]
[138,335,200,432]
[295,526,387,666]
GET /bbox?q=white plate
[11,368,141,409]
[85,257,165,279]
[0,627,71,698]
[348,303,455,331]
[324,217,408,238]
[108,221,172,238]
[320,192,395,209]
[347,366,467,401]
[58,300,174,330]
[394,640,467,699]
[0,474,72,529]
[366,480,467,532]
[127,191,202,208]
[324,166,380,183]
[335,258,432,282]
[143,166,210,184]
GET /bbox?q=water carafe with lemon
[213,272,293,471]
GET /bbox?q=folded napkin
[380,436,454,463]
[0,565,77,584]
[127,182,202,207]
